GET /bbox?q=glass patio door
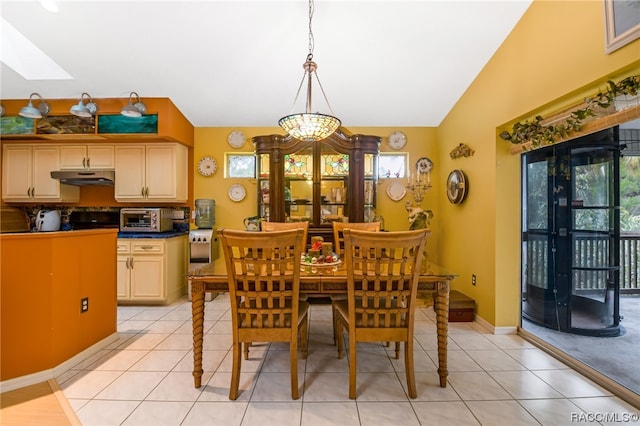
[522,128,621,336]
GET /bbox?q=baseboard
[472,314,517,335]
[0,332,119,393]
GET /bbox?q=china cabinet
[253,128,380,243]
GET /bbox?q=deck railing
[525,233,640,293]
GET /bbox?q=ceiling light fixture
[121,92,146,117]
[70,92,98,117]
[18,92,50,119]
[278,0,340,142]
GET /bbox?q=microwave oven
[120,208,174,232]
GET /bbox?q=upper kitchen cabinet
[0,98,194,146]
[59,145,115,170]
[2,144,79,203]
[254,128,380,241]
[115,143,188,203]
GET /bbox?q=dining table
[187,259,457,389]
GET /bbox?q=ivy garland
[499,75,640,147]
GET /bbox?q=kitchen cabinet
[59,144,115,170]
[2,144,79,203]
[254,129,380,242]
[114,143,187,202]
[117,235,187,304]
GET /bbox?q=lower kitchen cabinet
[117,235,187,304]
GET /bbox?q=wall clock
[388,130,407,150]
[227,130,246,149]
[197,156,217,176]
[228,183,247,202]
[446,169,468,204]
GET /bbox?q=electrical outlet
[81,297,89,313]
[472,274,477,286]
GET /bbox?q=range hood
[50,170,115,186]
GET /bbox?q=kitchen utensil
[35,210,61,232]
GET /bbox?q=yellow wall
[194,126,441,263]
[438,0,640,326]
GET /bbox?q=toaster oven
[120,208,174,232]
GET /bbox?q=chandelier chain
[307,0,314,60]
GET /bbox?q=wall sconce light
[70,92,98,117]
[19,93,50,119]
[121,92,146,117]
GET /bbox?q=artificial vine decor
[499,75,640,148]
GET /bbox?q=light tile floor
[57,295,639,425]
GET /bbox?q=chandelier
[278,0,340,142]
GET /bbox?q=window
[225,153,255,178]
[378,153,408,178]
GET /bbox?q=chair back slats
[219,228,303,332]
[343,229,429,330]
[261,221,309,249]
[332,222,380,256]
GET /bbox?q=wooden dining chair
[217,228,309,400]
[261,221,309,250]
[330,222,381,343]
[333,228,429,399]
[332,221,380,257]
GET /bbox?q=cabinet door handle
[82,157,86,168]
[85,157,90,169]
[145,187,149,197]
[141,187,145,197]
[130,257,134,269]
[140,245,154,250]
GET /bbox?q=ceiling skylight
[0,17,72,80]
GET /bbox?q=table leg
[191,281,205,388]
[434,284,449,387]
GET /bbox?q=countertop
[0,229,189,239]
[117,230,188,239]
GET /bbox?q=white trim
[473,314,518,335]
[0,332,119,392]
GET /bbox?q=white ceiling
[0,0,533,128]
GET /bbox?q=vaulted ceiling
[1,1,533,128]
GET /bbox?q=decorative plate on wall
[388,130,407,150]
[228,183,247,202]
[197,156,217,176]
[386,182,407,201]
[227,130,246,149]
[416,157,433,174]
[446,169,468,204]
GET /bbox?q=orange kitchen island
[0,229,118,386]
